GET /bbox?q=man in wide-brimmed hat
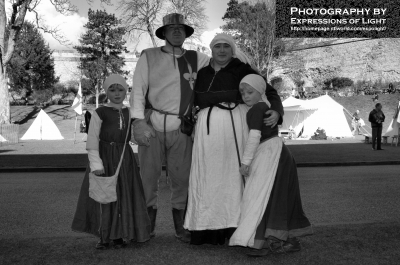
[129,13,210,243]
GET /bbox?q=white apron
[184,104,249,230]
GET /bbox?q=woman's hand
[93,169,105,176]
[240,164,250,177]
[263,110,280,128]
[191,129,195,142]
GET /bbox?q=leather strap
[227,103,245,187]
[113,110,131,179]
[206,102,239,135]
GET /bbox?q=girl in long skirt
[229,74,313,256]
[71,74,151,249]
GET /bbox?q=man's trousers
[372,126,383,150]
[138,128,192,210]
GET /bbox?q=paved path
[0,165,399,238]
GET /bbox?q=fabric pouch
[179,115,195,136]
[88,111,131,204]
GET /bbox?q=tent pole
[73,113,78,144]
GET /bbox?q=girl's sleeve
[86,110,104,172]
[242,106,263,166]
[242,130,261,166]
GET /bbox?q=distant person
[311,127,327,140]
[80,120,86,133]
[372,93,379,102]
[368,103,385,151]
[352,110,361,135]
[71,74,151,249]
[84,109,92,134]
[291,88,296,97]
[299,85,306,98]
[229,74,313,256]
[388,83,394,94]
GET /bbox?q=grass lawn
[1,166,400,264]
[10,104,97,140]
[1,139,399,169]
[9,94,400,139]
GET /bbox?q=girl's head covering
[209,33,254,66]
[240,74,271,107]
[103,74,129,93]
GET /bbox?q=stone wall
[270,38,400,91]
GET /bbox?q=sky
[6,0,230,52]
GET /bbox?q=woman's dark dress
[187,59,284,245]
[248,103,312,248]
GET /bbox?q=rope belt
[206,102,239,135]
[151,107,179,178]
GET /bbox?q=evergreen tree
[6,21,59,103]
[74,9,129,107]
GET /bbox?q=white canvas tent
[282,96,305,108]
[384,100,400,137]
[0,134,7,142]
[281,95,353,138]
[281,97,318,136]
[21,109,64,140]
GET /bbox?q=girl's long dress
[71,106,151,242]
[229,103,313,248]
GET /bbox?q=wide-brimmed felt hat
[155,13,194,40]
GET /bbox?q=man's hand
[93,169,104,176]
[132,119,155,147]
[263,110,280,128]
[240,164,250,177]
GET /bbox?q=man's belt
[151,107,179,117]
[150,107,179,180]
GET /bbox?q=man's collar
[161,46,186,57]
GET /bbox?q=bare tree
[0,0,75,124]
[222,0,283,78]
[118,0,164,48]
[0,0,113,124]
[118,0,208,48]
[165,0,208,42]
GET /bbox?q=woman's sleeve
[86,110,104,172]
[265,83,284,125]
